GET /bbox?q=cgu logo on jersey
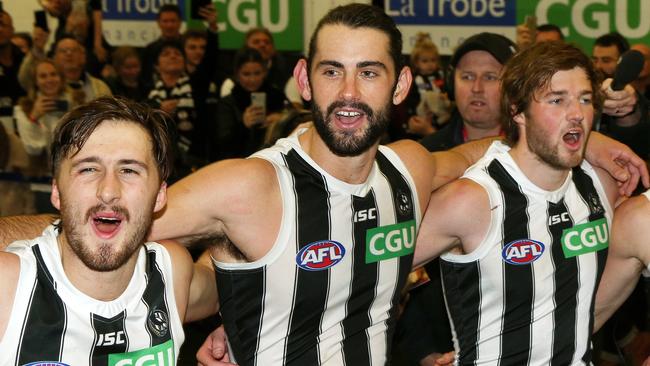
[97,331,126,346]
[108,339,175,366]
[366,220,416,263]
[296,240,346,271]
[502,239,545,265]
[561,218,609,258]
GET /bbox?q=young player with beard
[1,5,647,366]
[414,41,622,365]
[0,97,217,365]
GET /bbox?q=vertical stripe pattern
[215,138,420,366]
[439,142,612,366]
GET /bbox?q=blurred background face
[236,61,266,92]
[246,32,274,61]
[35,61,62,97]
[0,12,14,47]
[117,56,141,83]
[41,0,71,17]
[158,11,181,39]
[592,45,620,78]
[157,46,184,74]
[11,35,30,53]
[184,37,206,67]
[415,50,439,75]
[54,38,86,80]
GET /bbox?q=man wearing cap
[417,32,517,152]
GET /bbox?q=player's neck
[57,233,140,302]
[299,126,379,184]
[509,143,571,191]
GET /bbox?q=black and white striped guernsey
[213,130,421,365]
[1,225,184,366]
[440,142,612,365]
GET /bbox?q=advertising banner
[101,0,303,50]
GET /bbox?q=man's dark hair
[245,27,274,45]
[13,32,33,49]
[51,96,174,182]
[537,24,564,40]
[594,31,630,55]
[501,41,602,144]
[182,29,207,47]
[233,47,266,75]
[155,39,185,65]
[307,3,403,76]
[157,4,181,19]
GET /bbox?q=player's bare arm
[594,195,648,331]
[0,214,57,249]
[161,241,219,324]
[0,252,20,341]
[413,178,492,268]
[152,157,281,262]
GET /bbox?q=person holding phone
[213,47,287,160]
[14,58,73,167]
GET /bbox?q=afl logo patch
[147,309,169,337]
[296,240,346,271]
[502,239,545,265]
[24,363,70,366]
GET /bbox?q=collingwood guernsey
[0,225,184,366]
[440,141,612,365]
[213,130,421,365]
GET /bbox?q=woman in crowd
[13,58,74,213]
[215,47,287,159]
[107,46,149,102]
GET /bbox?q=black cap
[450,32,518,67]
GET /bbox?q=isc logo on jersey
[108,339,175,366]
[502,239,545,265]
[296,240,346,271]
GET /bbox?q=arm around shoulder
[0,214,57,250]
[160,240,218,324]
[594,195,648,331]
[413,178,491,268]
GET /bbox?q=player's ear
[294,59,312,101]
[393,66,412,105]
[153,182,167,213]
[51,179,61,210]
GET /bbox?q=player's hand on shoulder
[197,325,237,366]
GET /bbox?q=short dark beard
[311,99,391,157]
[61,203,151,272]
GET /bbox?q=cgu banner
[389,0,650,56]
[101,0,303,50]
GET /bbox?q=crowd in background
[0,1,649,365]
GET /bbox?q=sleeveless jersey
[440,142,612,365]
[213,131,421,366]
[0,225,184,366]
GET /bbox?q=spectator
[182,3,220,165]
[630,43,650,98]
[106,46,149,102]
[403,32,450,140]
[592,32,629,79]
[0,10,26,133]
[40,0,110,77]
[220,27,292,97]
[517,22,564,48]
[214,47,287,159]
[419,33,517,151]
[147,40,198,178]
[11,32,32,55]
[142,4,183,85]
